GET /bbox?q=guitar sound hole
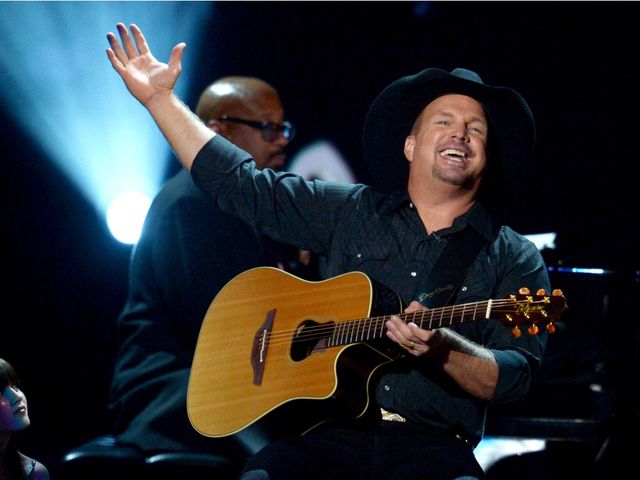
[290,319,333,362]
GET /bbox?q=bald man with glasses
[194,77,295,170]
[108,76,316,461]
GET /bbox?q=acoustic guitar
[187,266,566,438]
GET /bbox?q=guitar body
[187,267,402,438]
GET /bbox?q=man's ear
[404,135,415,162]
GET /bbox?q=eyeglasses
[217,115,296,142]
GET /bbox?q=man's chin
[267,154,286,170]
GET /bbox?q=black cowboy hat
[362,67,535,194]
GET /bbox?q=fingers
[105,46,123,74]
[107,23,185,73]
[404,323,422,352]
[130,24,150,55]
[107,23,148,65]
[386,316,429,354]
[117,23,139,60]
[106,29,128,69]
[404,300,424,314]
[106,27,130,71]
[168,42,187,73]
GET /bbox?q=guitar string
[265,298,554,343]
[258,298,560,349]
[199,296,564,360]
[197,299,560,367]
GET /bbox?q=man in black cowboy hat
[107,23,551,480]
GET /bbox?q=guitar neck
[327,300,492,347]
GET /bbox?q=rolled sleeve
[490,348,538,404]
[191,135,254,199]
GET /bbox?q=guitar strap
[416,226,489,309]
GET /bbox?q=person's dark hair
[0,358,26,479]
[0,357,20,390]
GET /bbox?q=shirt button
[461,286,468,292]
[384,385,390,391]
[356,253,362,259]
[410,271,417,277]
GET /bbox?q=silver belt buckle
[380,408,406,423]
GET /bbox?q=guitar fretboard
[327,300,492,347]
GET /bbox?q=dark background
[1,2,638,476]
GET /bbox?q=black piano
[484,265,639,479]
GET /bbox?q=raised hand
[105,23,215,170]
[106,23,185,107]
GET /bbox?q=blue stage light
[0,2,214,244]
[107,191,152,245]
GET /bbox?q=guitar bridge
[251,308,275,385]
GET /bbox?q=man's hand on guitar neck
[385,301,437,356]
[386,300,499,401]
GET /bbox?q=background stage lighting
[106,191,152,245]
[0,1,214,244]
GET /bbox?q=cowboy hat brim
[362,68,536,194]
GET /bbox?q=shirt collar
[379,190,495,241]
[452,201,496,241]
[380,190,412,214]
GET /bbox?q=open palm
[106,23,185,106]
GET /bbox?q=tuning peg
[518,287,531,295]
[527,324,540,335]
[552,289,564,296]
[536,289,547,296]
[546,323,557,334]
[511,326,522,338]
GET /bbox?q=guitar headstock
[494,288,568,337]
